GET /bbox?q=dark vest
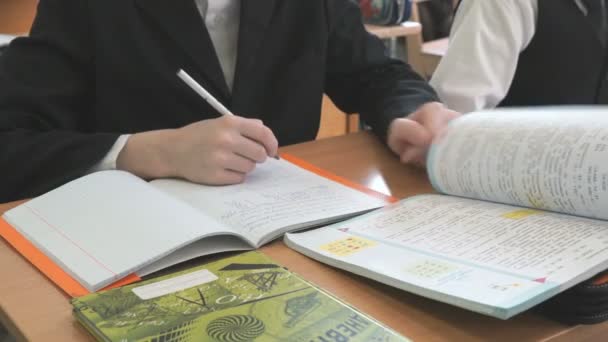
[500,0,608,106]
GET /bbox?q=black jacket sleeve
[324,0,439,141]
[0,0,119,202]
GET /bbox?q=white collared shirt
[92,0,239,171]
[430,0,539,113]
[197,0,240,91]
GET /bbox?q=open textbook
[0,158,386,293]
[285,107,608,319]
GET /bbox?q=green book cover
[72,251,409,342]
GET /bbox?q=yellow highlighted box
[320,236,376,257]
[502,209,540,220]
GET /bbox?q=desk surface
[365,22,422,40]
[422,37,449,57]
[1,132,607,342]
[0,0,37,34]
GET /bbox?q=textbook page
[2,171,236,291]
[428,107,608,220]
[151,158,386,245]
[285,194,608,319]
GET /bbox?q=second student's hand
[116,115,279,185]
[387,102,460,168]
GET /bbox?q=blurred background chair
[406,0,455,79]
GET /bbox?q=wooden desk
[1,132,607,341]
[365,22,422,40]
[365,22,426,77]
[0,0,37,34]
[407,0,451,78]
[421,37,449,76]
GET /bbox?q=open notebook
[1,156,388,295]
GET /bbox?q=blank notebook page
[3,171,226,291]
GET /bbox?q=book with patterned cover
[71,251,408,342]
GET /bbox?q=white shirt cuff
[89,134,131,173]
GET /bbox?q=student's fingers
[186,161,246,185]
[445,109,461,121]
[388,118,433,154]
[223,152,258,174]
[411,103,456,136]
[414,111,441,138]
[237,118,279,158]
[400,146,427,164]
[232,135,268,163]
[212,169,247,185]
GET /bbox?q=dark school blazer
[0,0,438,201]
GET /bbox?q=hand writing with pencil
[117,115,278,185]
[116,70,279,185]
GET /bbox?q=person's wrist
[117,129,179,179]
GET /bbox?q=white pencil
[177,69,280,159]
[177,69,233,116]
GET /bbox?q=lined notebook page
[3,171,232,291]
[151,158,386,245]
